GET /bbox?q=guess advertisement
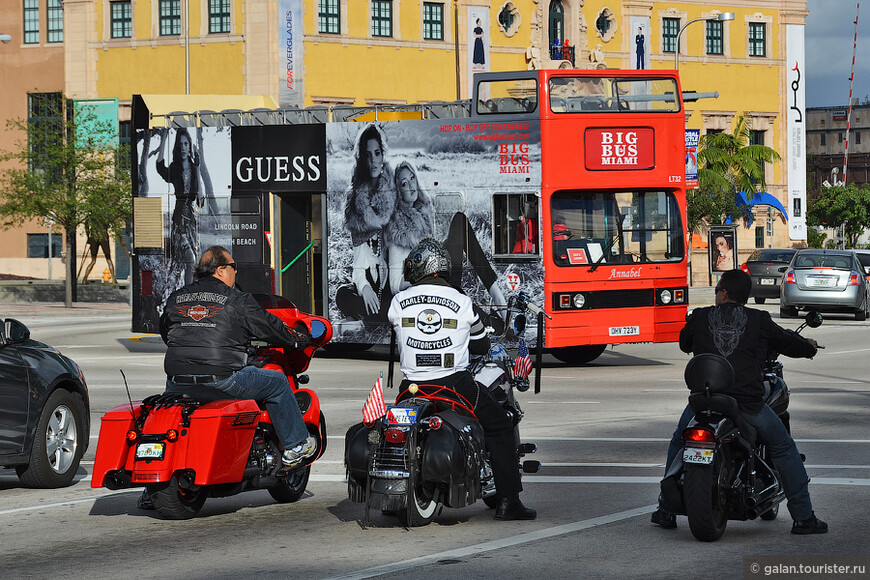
[584,127,654,170]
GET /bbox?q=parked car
[740,248,797,304]
[0,317,90,487]
[780,249,870,321]
[854,249,870,280]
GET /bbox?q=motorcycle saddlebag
[421,411,486,507]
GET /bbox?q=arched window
[549,0,564,51]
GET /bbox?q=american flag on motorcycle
[362,377,387,423]
[513,338,533,380]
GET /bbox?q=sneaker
[282,436,317,467]
[651,508,677,529]
[791,513,828,535]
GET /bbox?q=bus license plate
[683,447,714,465]
[609,326,640,337]
[135,442,165,460]
[760,277,775,285]
[385,406,419,426]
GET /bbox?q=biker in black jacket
[160,246,316,468]
[652,269,828,534]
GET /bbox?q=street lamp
[0,34,12,44]
[674,12,734,69]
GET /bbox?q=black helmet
[403,238,451,285]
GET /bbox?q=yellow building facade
[53,1,810,284]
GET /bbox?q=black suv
[740,248,798,304]
[0,317,89,488]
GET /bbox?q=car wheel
[16,389,86,488]
[754,297,766,304]
[856,301,868,322]
[779,305,798,319]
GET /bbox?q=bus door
[274,192,323,315]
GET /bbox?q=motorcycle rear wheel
[269,465,311,503]
[684,461,728,542]
[398,477,438,527]
[148,474,207,520]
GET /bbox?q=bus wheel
[550,345,607,365]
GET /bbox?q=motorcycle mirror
[310,320,327,340]
[513,314,527,335]
[804,310,823,328]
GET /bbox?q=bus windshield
[551,191,684,267]
[548,76,680,113]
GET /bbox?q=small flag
[513,338,533,380]
[362,377,387,423]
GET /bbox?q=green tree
[0,95,131,306]
[806,183,870,248]
[688,114,781,232]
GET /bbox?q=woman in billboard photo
[155,127,214,285]
[336,124,397,323]
[713,232,734,271]
[385,160,434,295]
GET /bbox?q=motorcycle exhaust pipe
[748,489,785,519]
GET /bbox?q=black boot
[494,495,536,521]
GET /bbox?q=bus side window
[493,194,539,256]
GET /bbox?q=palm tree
[693,113,781,226]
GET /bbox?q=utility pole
[843,3,859,185]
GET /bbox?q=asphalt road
[1,301,868,580]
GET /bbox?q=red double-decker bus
[130,68,688,364]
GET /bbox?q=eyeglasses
[224,262,237,271]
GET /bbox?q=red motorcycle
[91,295,331,519]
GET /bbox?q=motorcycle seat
[164,384,230,403]
[688,392,758,445]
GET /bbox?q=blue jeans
[166,366,309,450]
[664,403,813,521]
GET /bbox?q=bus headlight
[573,293,586,308]
[660,290,672,304]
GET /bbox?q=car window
[754,249,795,262]
[855,253,870,268]
[795,254,853,270]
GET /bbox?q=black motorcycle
[344,292,542,526]
[659,311,823,541]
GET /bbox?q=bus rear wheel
[550,345,606,365]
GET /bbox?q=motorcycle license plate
[683,447,714,465]
[384,406,419,426]
[135,442,165,460]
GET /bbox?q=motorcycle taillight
[384,427,408,444]
[684,427,715,443]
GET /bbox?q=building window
[751,130,766,176]
[23,0,40,44]
[748,22,766,57]
[318,0,340,34]
[706,20,723,55]
[208,0,230,33]
[662,17,679,53]
[839,132,843,143]
[27,92,63,176]
[423,3,444,41]
[372,0,393,37]
[755,226,764,249]
[820,133,826,146]
[111,1,132,39]
[47,0,63,43]
[160,0,181,36]
[498,3,521,37]
[857,131,862,144]
[28,234,64,259]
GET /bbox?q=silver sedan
[780,249,870,321]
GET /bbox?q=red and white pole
[843,3,860,186]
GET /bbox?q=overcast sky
[805,0,869,107]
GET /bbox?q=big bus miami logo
[584,128,655,170]
[499,142,530,174]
